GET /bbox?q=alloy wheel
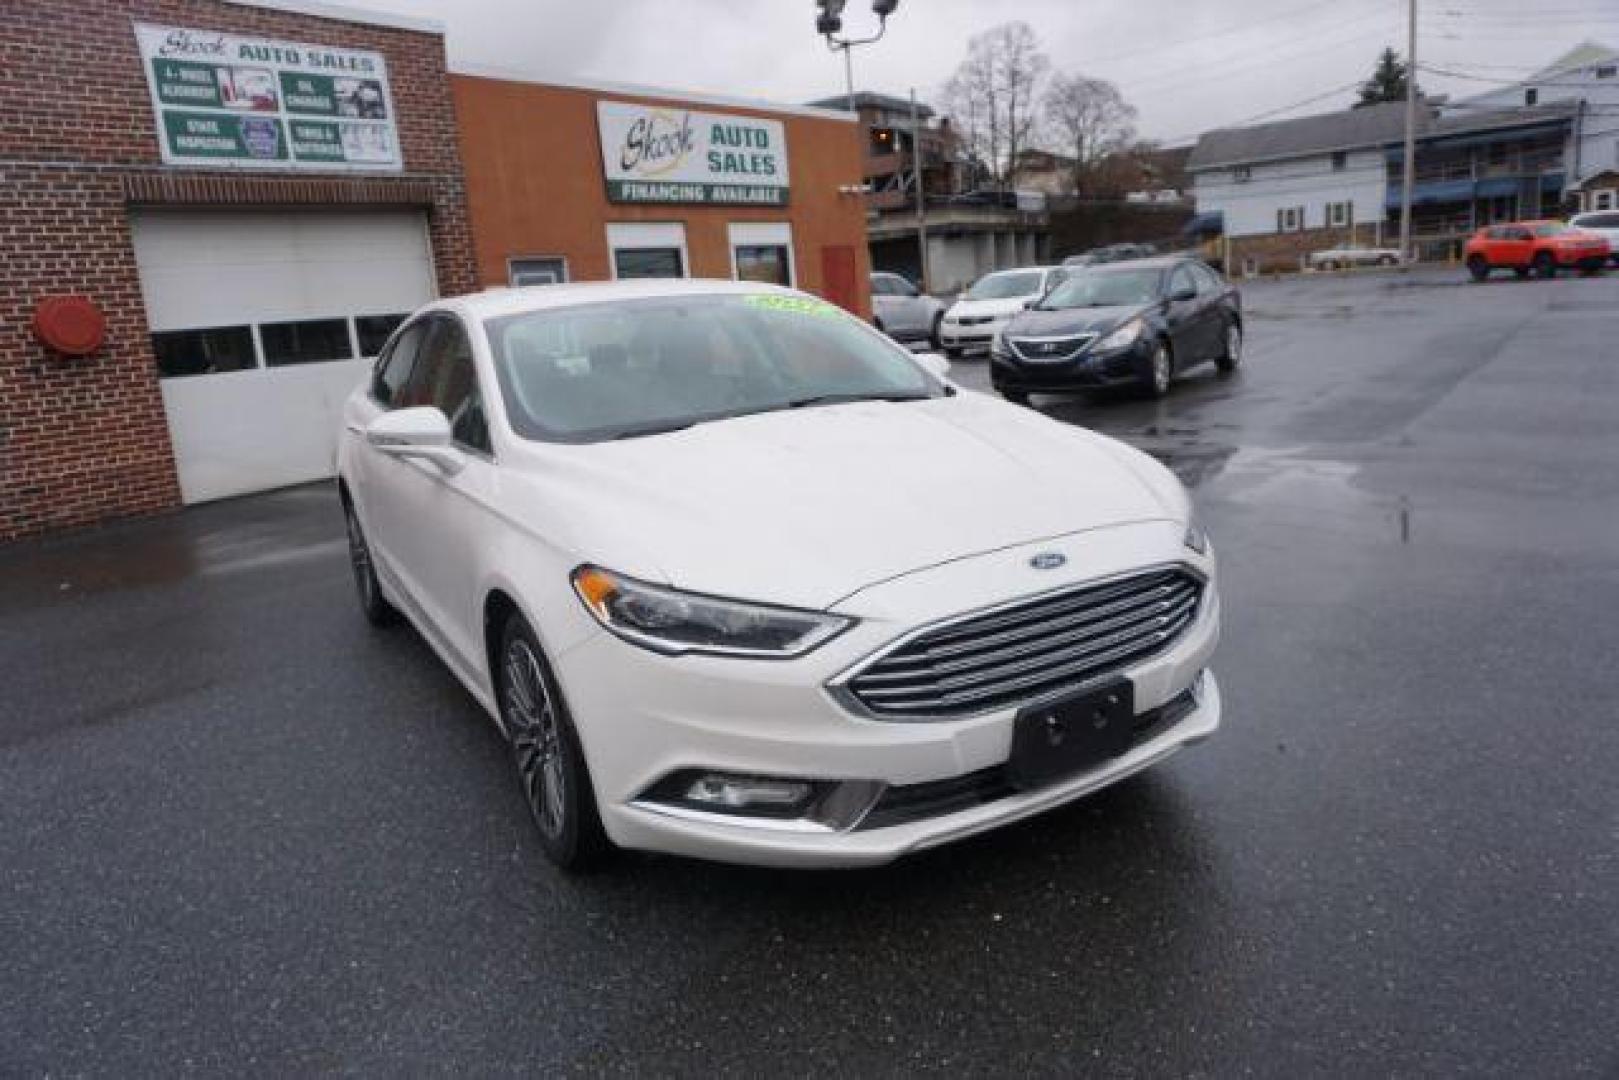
[503,636,568,839]
[1150,343,1171,396]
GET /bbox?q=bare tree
[1042,73,1138,195]
[941,22,1049,189]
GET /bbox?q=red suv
[1464,220,1610,280]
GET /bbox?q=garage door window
[355,314,408,357]
[151,326,257,378]
[259,318,354,367]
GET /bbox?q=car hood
[505,394,1181,611]
[1003,303,1150,338]
[947,297,1032,319]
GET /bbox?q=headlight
[990,329,1009,358]
[1183,515,1210,555]
[1096,318,1144,351]
[572,565,853,658]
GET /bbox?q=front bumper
[939,319,1006,351]
[990,339,1150,393]
[552,522,1221,867]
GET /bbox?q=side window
[371,321,427,407]
[1510,227,1533,241]
[414,317,492,455]
[871,275,895,297]
[1169,265,1197,297]
[1192,262,1223,294]
[1045,269,1068,290]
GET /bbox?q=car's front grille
[954,315,996,326]
[841,567,1203,719]
[1008,334,1096,362]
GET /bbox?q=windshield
[1533,223,1569,237]
[1039,268,1163,309]
[486,294,939,442]
[964,271,1045,300]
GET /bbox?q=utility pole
[1398,0,1417,264]
[910,87,930,293]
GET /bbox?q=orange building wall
[451,75,873,318]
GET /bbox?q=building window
[354,314,408,358]
[1593,189,1617,212]
[727,221,795,287]
[151,326,257,379]
[509,256,568,286]
[735,245,791,285]
[1525,87,1538,106]
[1277,205,1305,232]
[1234,165,1251,183]
[607,222,689,281]
[259,318,354,367]
[1596,65,1616,78]
[1331,151,1347,172]
[613,248,684,279]
[1326,200,1352,228]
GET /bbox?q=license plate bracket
[1007,679,1136,790]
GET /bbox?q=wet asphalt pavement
[2,267,1617,1075]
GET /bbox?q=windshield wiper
[785,392,932,409]
[612,419,696,440]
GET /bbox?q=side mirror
[366,407,465,476]
[915,352,952,380]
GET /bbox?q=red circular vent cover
[33,295,107,356]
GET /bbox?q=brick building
[0,0,476,540]
[1,1,874,542]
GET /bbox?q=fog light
[684,774,813,809]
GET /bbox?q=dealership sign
[597,101,789,205]
[135,23,401,172]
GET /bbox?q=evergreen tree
[1356,48,1413,107]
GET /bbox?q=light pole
[815,0,900,113]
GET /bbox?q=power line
[1157,79,1365,144]
[1125,23,1394,100]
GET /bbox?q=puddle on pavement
[0,486,344,610]
[1197,445,1417,545]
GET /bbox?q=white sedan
[338,280,1221,869]
[1307,245,1403,271]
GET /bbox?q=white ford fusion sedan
[337,280,1220,869]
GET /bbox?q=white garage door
[131,208,437,503]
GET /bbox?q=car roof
[432,278,804,321]
[1069,255,1184,271]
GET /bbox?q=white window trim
[1592,188,1617,212]
[508,254,570,286]
[726,221,796,287]
[1326,200,1353,228]
[605,222,690,280]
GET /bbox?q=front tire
[1532,252,1556,279]
[497,614,611,870]
[1141,339,1173,398]
[343,501,397,626]
[1215,322,1243,375]
[1466,256,1489,282]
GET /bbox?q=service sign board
[134,23,402,172]
[597,101,789,206]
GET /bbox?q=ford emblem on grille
[1029,552,1066,570]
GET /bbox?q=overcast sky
[324,0,1617,143]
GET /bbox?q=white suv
[338,280,1220,869]
[1569,210,1619,265]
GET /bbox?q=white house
[1187,103,1407,270]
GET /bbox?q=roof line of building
[226,0,445,34]
[453,62,859,123]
